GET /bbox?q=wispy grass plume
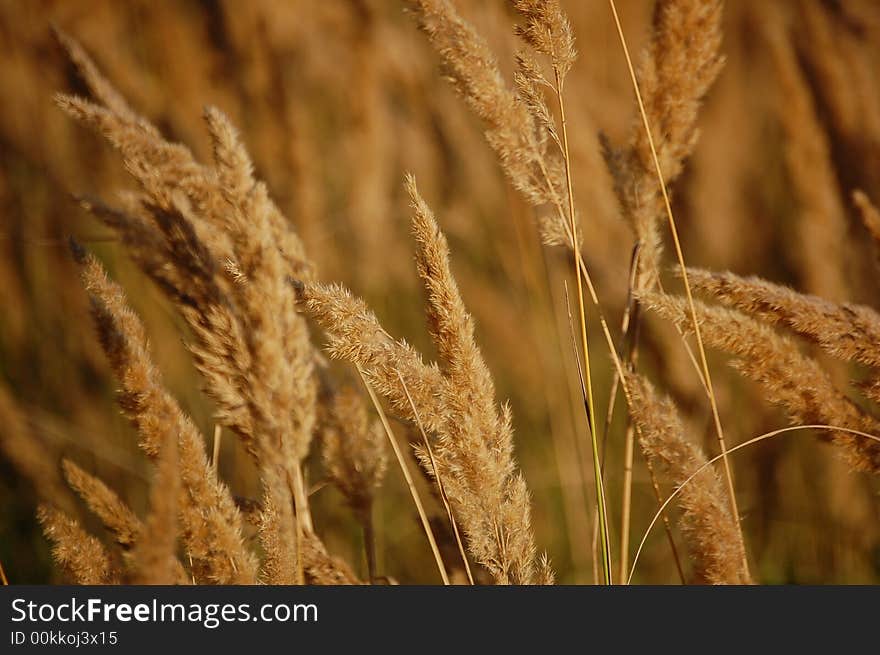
[38,505,119,585]
[643,292,880,473]
[625,372,750,584]
[301,175,550,584]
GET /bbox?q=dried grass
[625,372,750,584]
[2,1,880,587]
[300,175,550,585]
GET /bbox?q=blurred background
[1,0,879,584]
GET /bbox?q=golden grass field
[1,0,880,585]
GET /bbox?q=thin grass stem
[628,424,880,583]
[396,370,474,585]
[358,368,450,585]
[608,0,748,578]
